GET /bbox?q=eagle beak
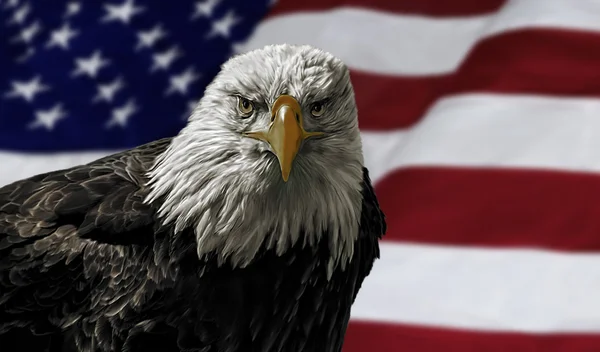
[244,95,323,182]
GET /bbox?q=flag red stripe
[343,321,600,352]
[451,29,600,97]
[268,0,506,18]
[354,28,600,130]
[375,166,600,250]
[351,71,449,130]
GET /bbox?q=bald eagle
[0,44,386,352]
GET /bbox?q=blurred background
[3,0,600,351]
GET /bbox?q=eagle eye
[310,101,325,117]
[237,97,255,117]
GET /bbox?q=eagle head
[146,44,364,274]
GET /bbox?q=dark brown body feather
[0,137,386,352]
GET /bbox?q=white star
[101,0,145,24]
[135,24,167,50]
[4,76,50,102]
[92,77,125,103]
[150,46,182,72]
[64,2,81,18]
[206,10,240,39]
[166,67,200,96]
[29,103,67,130]
[72,51,110,79]
[106,99,138,128]
[46,23,79,50]
[7,2,30,25]
[11,20,41,44]
[191,0,219,19]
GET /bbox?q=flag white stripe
[0,151,113,187]
[242,0,600,76]
[245,9,491,75]
[361,93,600,183]
[351,241,600,332]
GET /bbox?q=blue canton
[0,0,272,152]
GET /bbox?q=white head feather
[145,44,364,277]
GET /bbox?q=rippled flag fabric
[7,0,600,352]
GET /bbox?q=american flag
[2,0,600,351]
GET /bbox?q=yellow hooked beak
[244,95,323,182]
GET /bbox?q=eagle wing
[329,168,386,351]
[353,167,386,300]
[0,139,172,346]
